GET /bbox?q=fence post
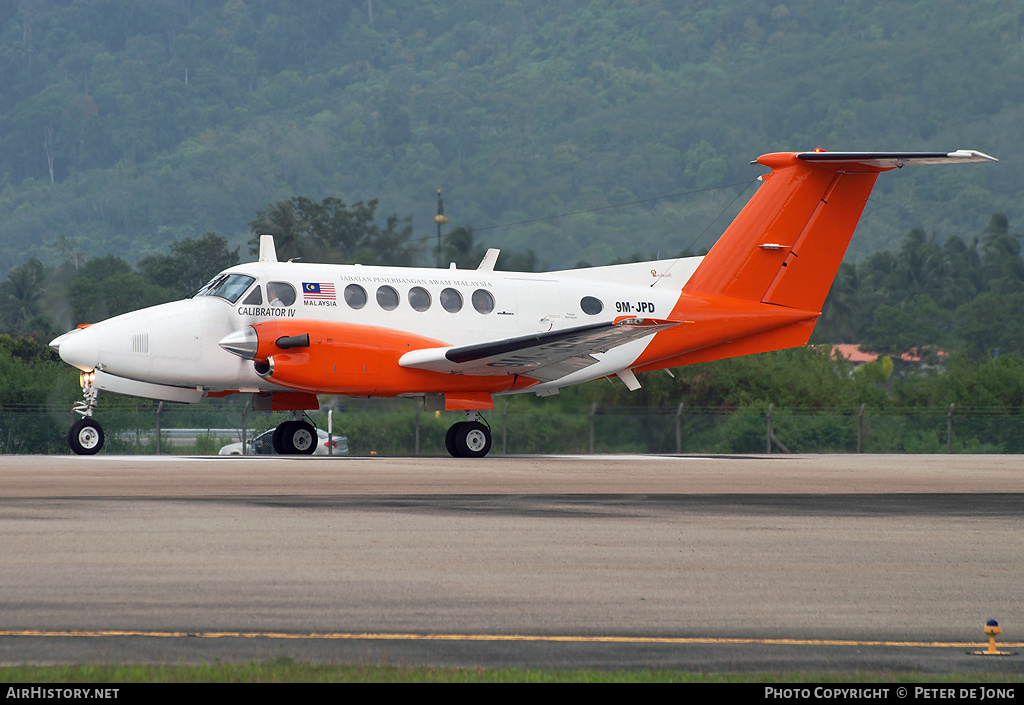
[947,403,954,453]
[857,402,866,453]
[502,400,509,455]
[155,401,163,455]
[675,402,685,454]
[589,402,597,454]
[765,403,791,454]
[241,398,249,455]
[414,401,421,456]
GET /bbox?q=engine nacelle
[219,319,521,397]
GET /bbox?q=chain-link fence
[3,402,1023,455]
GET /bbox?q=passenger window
[472,289,494,314]
[242,286,263,306]
[580,296,603,315]
[440,288,463,313]
[267,281,296,307]
[409,286,431,312]
[345,284,367,309]
[376,285,399,310]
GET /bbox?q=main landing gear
[445,413,492,458]
[271,413,318,455]
[69,371,104,455]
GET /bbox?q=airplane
[49,149,995,457]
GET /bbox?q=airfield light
[970,619,1013,656]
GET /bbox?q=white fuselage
[53,256,703,400]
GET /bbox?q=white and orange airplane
[50,149,995,456]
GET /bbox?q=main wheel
[272,422,290,454]
[69,418,104,455]
[454,421,491,458]
[281,420,316,455]
[445,423,463,457]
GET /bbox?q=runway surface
[1,453,1022,673]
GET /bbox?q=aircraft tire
[69,418,104,455]
[272,422,289,454]
[282,420,317,455]
[445,423,463,457]
[455,421,491,458]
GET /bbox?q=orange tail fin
[683,150,996,312]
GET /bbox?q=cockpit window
[197,274,256,304]
[242,286,263,306]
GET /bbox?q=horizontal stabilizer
[400,317,677,382]
[793,150,997,168]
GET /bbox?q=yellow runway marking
[2,630,1021,650]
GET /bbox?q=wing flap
[399,317,677,382]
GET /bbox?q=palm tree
[0,259,48,332]
[980,213,1024,294]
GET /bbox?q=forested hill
[1,0,1021,276]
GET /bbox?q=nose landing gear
[69,371,104,455]
[445,413,492,458]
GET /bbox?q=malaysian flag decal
[302,282,336,300]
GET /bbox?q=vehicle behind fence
[3,402,1023,455]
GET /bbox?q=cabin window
[242,286,263,306]
[472,289,494,314]
[376,285,399,310]
[580,296,603,315]
[409,286,431,312]
[266,281,296,307]
[345,284,367,309]
[440,288,463,313]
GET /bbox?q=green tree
[65,255,175,325]
[862,294,951,361]
[979,213,1024,294]
[0,258,49,333]
[249,196,420,266]
[138,232,240,296]
[952,292,1024,359]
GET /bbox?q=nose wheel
[69,418,104,455]
[445,417,492,458]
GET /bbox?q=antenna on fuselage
[434,188,448,268]
[258,234,278,263]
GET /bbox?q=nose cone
[219,326,259,360]
[50,327,100,372]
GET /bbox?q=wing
[399,317,678,382]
